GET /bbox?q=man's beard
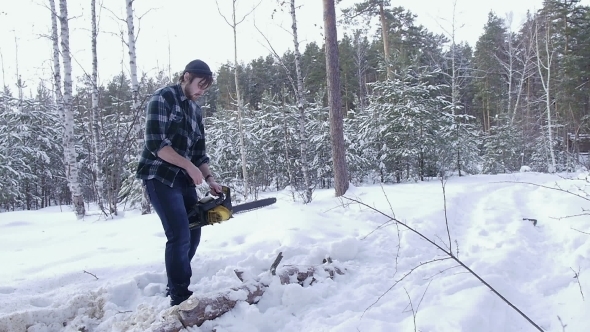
[183,84,200,101]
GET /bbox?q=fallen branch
[344,196,544,332]
[571,266,585,301]
[83,270,98,280]
[571,227,590,235]
[494,180,590,202]
[151,257,344,331]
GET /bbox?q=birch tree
[492,12,536,128]
[58,0,86,218]
[125,0,150,214]
[287,0,312,203]
[216,0,258,200]
[90,0,107,215]
[535,13,557,172]
[323,0,349,196]
[48,0,62,112]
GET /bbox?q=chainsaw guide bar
[187,186,276,229]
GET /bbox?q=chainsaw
[187,185,276,230]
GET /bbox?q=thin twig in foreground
[361,257,451,317]
[83,270,98,280]
[570,266,585,301]
[571,227,590,235]
[345,196,545,332]
[440,176,453,253]
[404,287,417,332]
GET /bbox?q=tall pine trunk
[125,0,150,213]
[289,0,312,203]
[58,0,85,218]
[379,2,391,80]
[90,0,106,215]
[323,0,349,197]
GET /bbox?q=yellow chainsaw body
[207,205,232,224]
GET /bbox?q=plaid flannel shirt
[135,84,209,187]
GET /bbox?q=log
[151,262,343,332]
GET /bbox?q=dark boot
[170,289,193,306]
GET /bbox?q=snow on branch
[150,253,344,331]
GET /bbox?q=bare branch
[253,19,298,94]
[403,287,417,332]
[440,176,453,254]
[134,7,156,43]
[101,4,126,23]
[571,227,590,235]
[493,181,590,202]
[83,270,98,279]
[361,257,451,317]
[380,183,402,271]
[235,0,262,25]
[270,251,283,276]
[215,0,234,27]
[550,212,590,221]
[346,196,545,331]
[570,266,584,301]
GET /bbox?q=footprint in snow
[0,286,16,294]
[29,297,52,308]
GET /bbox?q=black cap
[184,59,212,76]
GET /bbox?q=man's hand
[186,165,204,185]
[207,179,223,195]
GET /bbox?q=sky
[0,0,589,95]
[1,171,590,331]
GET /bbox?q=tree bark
[48,0,62,110]
[229,0,250,200]
[535,15,557,172]
[289,0,312,203]
[58,0,85,219]
[379,2,391,80]
[125,0,150,213]
[151,263,343,332]
[323,0,349,197]
[90,0,106,215]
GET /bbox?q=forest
[0,0,588,217]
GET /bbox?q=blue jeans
[144,172,201,301]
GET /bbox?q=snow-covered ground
[1,172,589,332]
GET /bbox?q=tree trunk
[353,30,367,112]
[289,0,312,203]
[535,15,557,172]
[449,0,461,176]
[323,0,349,197]
[49,0,64,152]
[90,0,106,215]
[379,2,391,79]
[125,0,151,213]
[58,0,85,219]
[230,0,250,200]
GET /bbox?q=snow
[1,172,590,332]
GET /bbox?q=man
[136,59,223,306]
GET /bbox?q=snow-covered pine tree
[354,67,459,182]
[482,115,523,174]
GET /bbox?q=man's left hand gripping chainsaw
[187,186,276,230]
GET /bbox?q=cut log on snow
[151,255,344,332]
